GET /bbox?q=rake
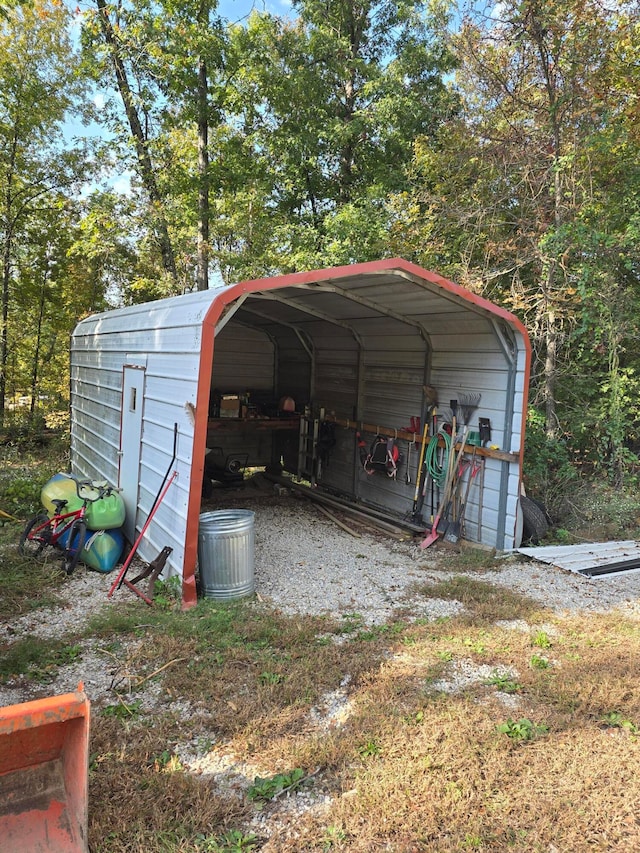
[459,392,481,428]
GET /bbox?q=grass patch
[0,543,67,618]
[414,574,548,623]
[0,635,83,684]
[4,445,640,851]
[6,589,640,852]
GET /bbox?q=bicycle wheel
[63,518,87,575]
[19,514,51,559]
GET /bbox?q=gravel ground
[3,490,640,711]
[3,491,640,848]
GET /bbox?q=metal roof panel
[517,541,640,578]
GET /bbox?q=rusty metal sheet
[517,540,640,578]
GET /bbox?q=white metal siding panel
[71,309,203,578]
[212,325,275,392]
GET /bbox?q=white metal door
[119,366,145,542]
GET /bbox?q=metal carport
[70,258,530,608]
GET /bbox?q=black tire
[63,519,87,575]
[18,514,51,559]
[520,495,549,544]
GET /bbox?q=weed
[552,528,574,543]
[445,548,501,573]
[322,825,347,850]
[258,671,282,685]
[340,612,365,632]
[153,575,182,610]
[531,630,552,649]
[152,750,183,772]
[463,637,486,654]
[601,711,638,734]
[485,671,523,694]
[246,768,306,802]
[358,739,381,758]
[530,654,550,669]
[496,718,549,741]
[0,637,82,684]
[102,697,143,719]
[436,649,454,661]
[195,830,258,851]
[0,552,65,618]
[403,710,425,726]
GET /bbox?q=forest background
[1,0,639,529]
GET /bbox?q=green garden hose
[425,429,451,489]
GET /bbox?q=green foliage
[600,712,638,735]
[153,575,183,610]
[358,739,382,758]
[0,637,82,684]
[530,654,551,670]
[195,830,259,852]
[496,718,549,742]
[485,672,523,694]
[322,825,348,850]
[102,698,143,719]
[531,631,553,649]
[1,475,42,516]
[523,409,578,518]
[246,768,306,802]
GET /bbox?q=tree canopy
[2,0,639,487]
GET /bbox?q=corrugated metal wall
[70,293,214,576]
[70,262,529,588]
[209,322,312,468]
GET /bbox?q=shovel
[443,448,478,544]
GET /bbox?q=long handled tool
[421,405,460,547]
[108,470,178,604]
[476,457,485,542]
[411,421,430,520]
[420,400,478,548]
[443,447,479,544]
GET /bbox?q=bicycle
[19,479,120,575]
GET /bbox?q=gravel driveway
[2,491,640,710]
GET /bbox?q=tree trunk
[196,4,210,292]
[0,133,18,426]
[29,260,50,414]
[95,0,178,283]
[544,306,557,438]
[1,234,10,426]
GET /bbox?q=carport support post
[492,320,520,550]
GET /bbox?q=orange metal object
[0,684,90,852]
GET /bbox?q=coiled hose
[425,429,451,490]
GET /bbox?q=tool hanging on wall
[460,393,481,428]
[479,417,491,446]
[363,435,400,478]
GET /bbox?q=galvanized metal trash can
[198,510,255,600]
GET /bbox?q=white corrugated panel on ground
[517,541,640,578]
